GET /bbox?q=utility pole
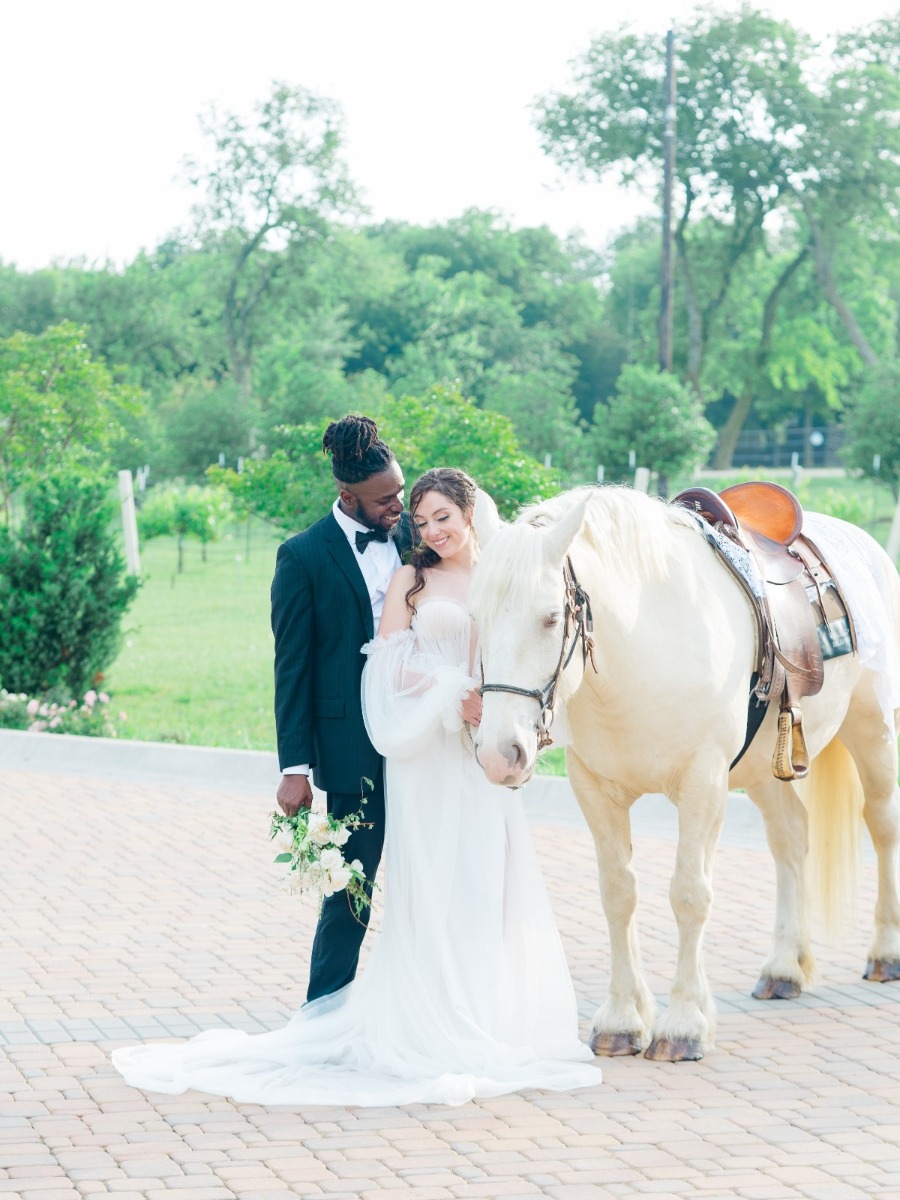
[659,25,676,373]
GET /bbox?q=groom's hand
[461,688,482,727]
[277,773,314,816]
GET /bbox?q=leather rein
[479,556,598,749]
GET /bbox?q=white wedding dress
[111,598,600,1106]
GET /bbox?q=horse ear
[473,488,503,547]
[542,493,591,567]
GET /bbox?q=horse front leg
[568,754,654,1057]
[742,776,814,999]
[644,770,728,1062]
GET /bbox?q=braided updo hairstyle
[405,467,478,609]
[322,414,396,484]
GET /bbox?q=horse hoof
[864,959,900,982]
[752,976,802,1000]
[644,1036,703,1062]
[589,1031,642,1057]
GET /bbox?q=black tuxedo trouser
[306,764,386,1003]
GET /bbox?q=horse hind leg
[837,689,900,982]
[743,774,816,1000]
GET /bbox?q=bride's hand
[460,689,482,727]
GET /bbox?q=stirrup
[773,706,809,781]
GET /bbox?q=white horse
[470,485,900,1062]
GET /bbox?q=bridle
[479,556,598,749]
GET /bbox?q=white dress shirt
[283,500,402,776]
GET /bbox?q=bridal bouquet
[270,806,374,916]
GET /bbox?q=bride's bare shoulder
[386,564,416,593]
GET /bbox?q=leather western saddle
[673,481,856,781]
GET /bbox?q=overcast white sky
[3,0,897,270]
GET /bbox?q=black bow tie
[355,528,389,554]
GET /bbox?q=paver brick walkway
[1,764,899,1199]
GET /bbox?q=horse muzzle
[474,733,535,788]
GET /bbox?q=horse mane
[523,485,695,579]
[471,485,698,626]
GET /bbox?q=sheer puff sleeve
[361,626,477,760]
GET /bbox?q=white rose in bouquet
[318,848,345,873]
[323,866,353,896]
[331,825,352,847]
[350,859,363,874]
[307,812,334,846]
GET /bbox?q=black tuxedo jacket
[271,510,413,793]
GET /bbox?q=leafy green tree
[184,81,358,403]
[328,213,604,470]
[368,212,606,418]
[841,364,900,496]
[480,361,589,479]
[0,263,58,337]
[378,387,558,517]
[254,307,388,435]
[782,20,900,365]
[592,365,715,487]
[698,240,861,466]
[138,484,234,572]
[536,8,811,392]
[160,381,257,480]
[535,7,900,413]
[212,387,557,532]
[0,470,139,695]
[51,254,207,397]
[595,221,660,374]
[0,322,141,520]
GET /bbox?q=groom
[271,415,412,1002]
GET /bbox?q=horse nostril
[501,740,527,771]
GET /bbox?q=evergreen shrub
[0,471,139,696]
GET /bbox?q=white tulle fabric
[112,599,600,1106]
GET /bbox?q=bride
[112,468,600,1106]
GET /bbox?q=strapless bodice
[411,597,473,642]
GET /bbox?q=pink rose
[26,699,39,716]
[83,690,98,707]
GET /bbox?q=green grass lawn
[107,521,283,750]
[106,472,897,768]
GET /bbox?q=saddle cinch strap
[674,481,857,782]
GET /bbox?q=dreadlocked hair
[322,414,395,484]
[405,467,478,610]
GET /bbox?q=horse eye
[543,612,561,629]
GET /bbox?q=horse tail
[800,736,863,943]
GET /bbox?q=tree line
[2,5,900,504]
